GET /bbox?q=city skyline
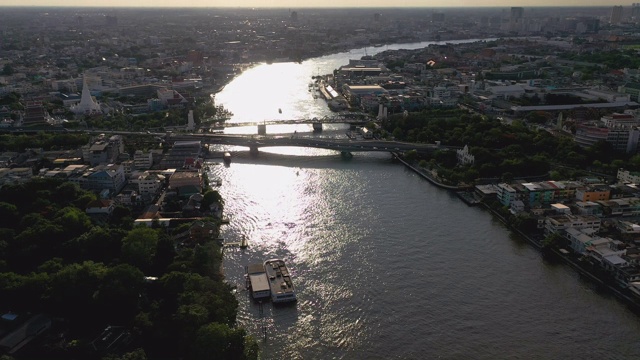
[0,0,635,8]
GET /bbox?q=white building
[456,145,475,165]
[544,214,601,236]
[130,171,165,198]
[71,76,101,115]
[486,84,525,100]
[134,150,153,170]
[618,168,640,184]
[497,183,518,206]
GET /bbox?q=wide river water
[207,40,640,359]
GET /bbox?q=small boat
[278,108,282,114]
[223,152,231,164]
[264,259,297,303]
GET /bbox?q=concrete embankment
[395,152,640,312]
[393,154,462,190]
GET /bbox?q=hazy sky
[0,1,633,8]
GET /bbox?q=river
[207,40,640,359]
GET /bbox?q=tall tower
[610,5,624,24]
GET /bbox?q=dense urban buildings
[4,4,640,359]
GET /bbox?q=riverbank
[393,153,464,190]
[394,152,640,314]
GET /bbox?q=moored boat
[223,152,231,164]
[264,259,297,303]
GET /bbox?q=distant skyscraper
[510,7,524,31]
[510,7,524,21]
[290,11,298,22]
[633,3,640,18]
[373,13,381,22]
[610,5,624,24]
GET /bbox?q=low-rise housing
[618,168,640,184]
[544,214,601,236]
[575,185,611,202]
[597,198,640,217]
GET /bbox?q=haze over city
[0,0,634,8]
[3,1,640,359]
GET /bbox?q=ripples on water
[209,152,640,360]
[209,39,640,359]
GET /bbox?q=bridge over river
[169,133,446,154]
[202,112,374,129]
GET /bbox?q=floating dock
[245,263,271,300]
[223,235,248,248]
[456,191,481,206]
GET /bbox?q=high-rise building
[610,5,624,24]
[511,7,523,19]
[432,13,445,23]
[632,3,640,18]
[510,7,524,31]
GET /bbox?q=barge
[264,259,297,303]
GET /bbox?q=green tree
[200,190,223,213]
[94,264,145,322]
[542,233,564,250]
[53,207,92,238]
[121,228,160,272]
[0,202,19,228]
[47,261,106,320]
[191,322,246,360]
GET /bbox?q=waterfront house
[586,238,627,272]
[566,227,599,255]
[596,198,640,217]
[544,214,601,236]
[575,185,611,202]
[497,183,521,207]
[573,201,603,217]
[510,200,525,214]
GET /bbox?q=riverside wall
[395,152,640,313]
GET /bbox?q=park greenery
[559,48,640,70]
[0,178,258,360]
[380,109,640,186]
